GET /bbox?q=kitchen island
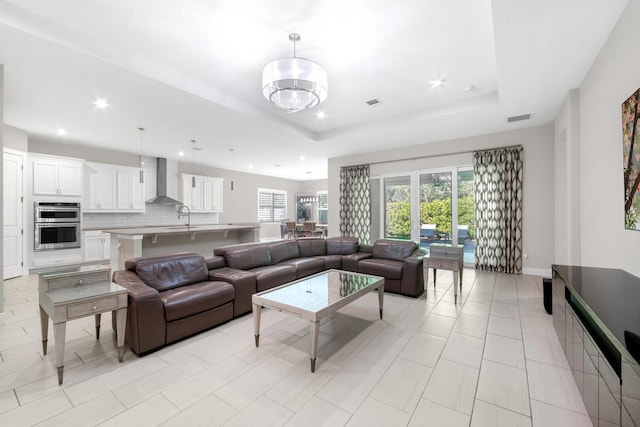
[103,223,260,271]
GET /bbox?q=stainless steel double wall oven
[34,202,81,251]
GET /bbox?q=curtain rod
[361,143,523,167]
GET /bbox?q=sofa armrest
[112,270,166,355]
[342,252,373,272]
[400,255,425,297]
[208,268,257,317]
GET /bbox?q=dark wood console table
[552,264,640,426]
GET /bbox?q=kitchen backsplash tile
[83,205,219,229]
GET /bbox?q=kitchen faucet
[177,205,191,228]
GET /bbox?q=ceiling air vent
[365,98,382,106]
[507,113,531,123]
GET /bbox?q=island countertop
[101,223,259,236]
[104,223,260,271]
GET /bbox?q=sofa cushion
[267,240,301,264]
[280,257,325,278]
[252,265,297,292]
[135,253,208,292]
[358,258,404,280]
[372,239,417,262]
[161,281,234,322]
[317,254,342,269]
[326,237,359,255]
[297,238,327,257]
[223,244,272,270]
[205,255,226,270]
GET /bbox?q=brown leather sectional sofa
[112,237,426,355]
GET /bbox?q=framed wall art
[622,87,640,230]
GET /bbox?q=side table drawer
[67,297,117,319]
[41,270,112,292]
[430,247,463,256]
[427,260,459,270]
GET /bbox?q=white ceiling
[0,0,629,180]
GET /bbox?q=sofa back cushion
[372,239,417,262]
[134,253,208,292]
[297,238,327,257]
[267,240,301,264]
[326,237,359,255]
[223,244,272,270]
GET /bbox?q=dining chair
[285,221,297,239]
[303,221,323,237]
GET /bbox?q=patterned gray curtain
[339,165,371,244]
[473,146,523,273]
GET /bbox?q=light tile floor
[0,269,593,426]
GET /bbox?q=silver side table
[424,244,464,303]
[38,265,128,384]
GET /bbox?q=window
[317,191,328,224]
[258,189,287,222]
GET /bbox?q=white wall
[328,124,555,276]
[1,65,4,318]
[3,125,28,151]
[554,90,581,265]
[570,0,640,276]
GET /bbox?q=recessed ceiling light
[93,98,109,109]
[316,111,326,119]
[249,164,254,169]
[275,164,281,167]
[464,85,475,92]
[56,128,67,136]
[299,155,305,161]
[365,98,381,106]
[430,79,444,88]
[178,151,184,156]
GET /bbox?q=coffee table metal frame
[252,269,384,372]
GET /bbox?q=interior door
[3,150,24,279]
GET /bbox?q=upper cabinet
[116,168,145,211]
[85,162,145,212]
[32,155,83,197]
[85,163,117,210]
[179,173,223,213]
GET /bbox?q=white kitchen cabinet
[83,230,110,262]
[84,162,144,212]
[179,174,223,212]
[116,169,145,211]
[85,163,117,211]
[32,155,83,197]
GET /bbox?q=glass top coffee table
[252,269,385,372]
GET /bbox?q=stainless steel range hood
[146,157,183,205]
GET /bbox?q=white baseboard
[522,267,552,278]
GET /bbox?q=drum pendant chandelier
[262,33,328,113]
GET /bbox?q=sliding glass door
[379,166,475,264]
[419,171,452,243]
[383,175,412,240]
[457,168,475,264]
